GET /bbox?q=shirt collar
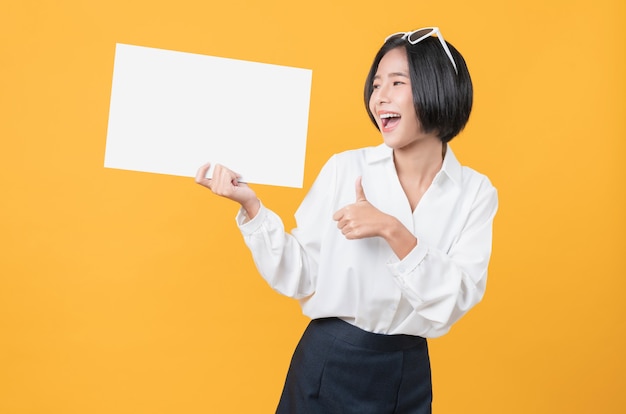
[365,143,394,164]
[440,145,462,187]
[366,143,463,187]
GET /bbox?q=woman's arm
[389,181,498,333]
[333,174,498,335]
[195,159,337,300]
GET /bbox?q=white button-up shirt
[237,144,498,338]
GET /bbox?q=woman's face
[368,47,438,151]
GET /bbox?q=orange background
[1,0,624,412]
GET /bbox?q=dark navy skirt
[276,318,432,414]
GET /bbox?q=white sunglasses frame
[385,27,458,74]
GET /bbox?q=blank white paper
[104,43,312,188]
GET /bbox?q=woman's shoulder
[460,165,496,193]
[445,147,496,191]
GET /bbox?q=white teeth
[380,113,401,119]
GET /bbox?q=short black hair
[364,34,473,143]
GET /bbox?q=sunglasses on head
[385,27,458,74]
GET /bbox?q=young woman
[195,27,498,414]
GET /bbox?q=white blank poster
[104,43,312,188]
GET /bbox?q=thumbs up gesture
[332,177,388,240]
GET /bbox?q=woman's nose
[376,84,390,104]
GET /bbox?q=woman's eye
[393,81,405,86]
[372,84,381,89]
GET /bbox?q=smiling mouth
[380,113,401,129]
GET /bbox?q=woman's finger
[195,162,212,187]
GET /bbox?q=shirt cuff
[387,241,429,276]
[235,200,267,235]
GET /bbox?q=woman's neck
[393,139,445,184]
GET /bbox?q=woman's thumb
[355,176,367,202]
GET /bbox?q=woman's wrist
[383,216,417,259]
[242,198,261,219]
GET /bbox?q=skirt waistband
[310,317,426,352]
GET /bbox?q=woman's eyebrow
[373,72,410,80]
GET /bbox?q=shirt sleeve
[236,203,313,298]
[387,177,499,334]
[236,156,338,299]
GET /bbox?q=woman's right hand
[195,162,260,218]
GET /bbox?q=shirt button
[398,265,406,273]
